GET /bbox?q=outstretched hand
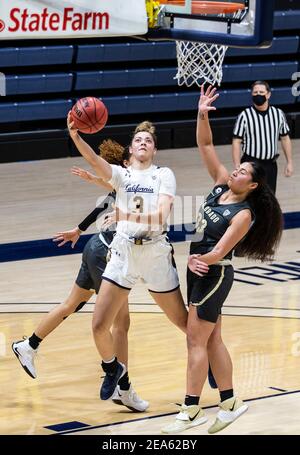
[53,227,81,249]
[198,85,219,115]
[71,166,97,183]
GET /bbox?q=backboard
[146,0,274,48]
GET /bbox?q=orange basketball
[71,97,108,134]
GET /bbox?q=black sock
[118,371,130,391]
[184,395,200,406]
[101,357,119,374]
[28,333,42,350]
[220,389,234,402]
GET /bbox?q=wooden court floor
[0,141,299,435]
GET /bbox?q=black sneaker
[208,365,218,389]
[100,361,125,400]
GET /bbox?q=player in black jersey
[12,140,149,412]
[162,85,283,435]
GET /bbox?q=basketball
[71,97,108,134]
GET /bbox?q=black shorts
[75,234,108,294]
[187,264,234,323]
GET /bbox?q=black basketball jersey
[190,185,254,259]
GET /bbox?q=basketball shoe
[161,404,207,434]
[208,396,248,434]
[12,337,37,379]
[112,385,149,412]
[100,360,126,400]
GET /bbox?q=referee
[232,80,293,193]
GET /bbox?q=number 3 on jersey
[196,211,207,234]
[132,195,144,213]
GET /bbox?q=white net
[174,6,245,86]
[175,41,227,86]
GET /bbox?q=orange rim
[160,1,245,15]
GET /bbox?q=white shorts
[102,234,180,293]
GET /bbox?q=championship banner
[0,0,148,39]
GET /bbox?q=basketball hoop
[161,1,246,86]
[175,41,227,86]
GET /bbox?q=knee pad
[74,301,87,313]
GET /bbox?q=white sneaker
[208,396,248,434]
[162,404,207,434]
[112,385,149,412]
[12,338,37,379]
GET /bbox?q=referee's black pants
[241,154,278,194]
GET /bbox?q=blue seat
[223,61,298,82]
[161,88,294,114]
[215,88,296,109]
[6,73,73,95]
[274,62,299,79]
[76,59,297,93]
[227,36,299,57]
[215,90,252,109]
[274,10,300,30]
[76,42,176,63]
[0,46,74,68]
[100,87,296,116]
[100,94,181,115]
[75,67,177,90]
[0,100,73,123]
[269,87,297,105]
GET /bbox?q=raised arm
[197,86,230,185]
[67,112,112,181]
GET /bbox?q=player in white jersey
[67,115,209,401]
[102,153,179,291]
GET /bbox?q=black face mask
[252,94,267,106]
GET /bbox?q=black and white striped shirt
[233,106,290,160]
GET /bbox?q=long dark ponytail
[236,162,283,261]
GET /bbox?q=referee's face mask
[252,83,271,107]
[252,94,267,106]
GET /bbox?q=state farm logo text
[0,7,109,33]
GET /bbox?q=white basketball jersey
[109,164,176,238]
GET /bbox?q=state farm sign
[8,8,109,32]
[0,0,147,38]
